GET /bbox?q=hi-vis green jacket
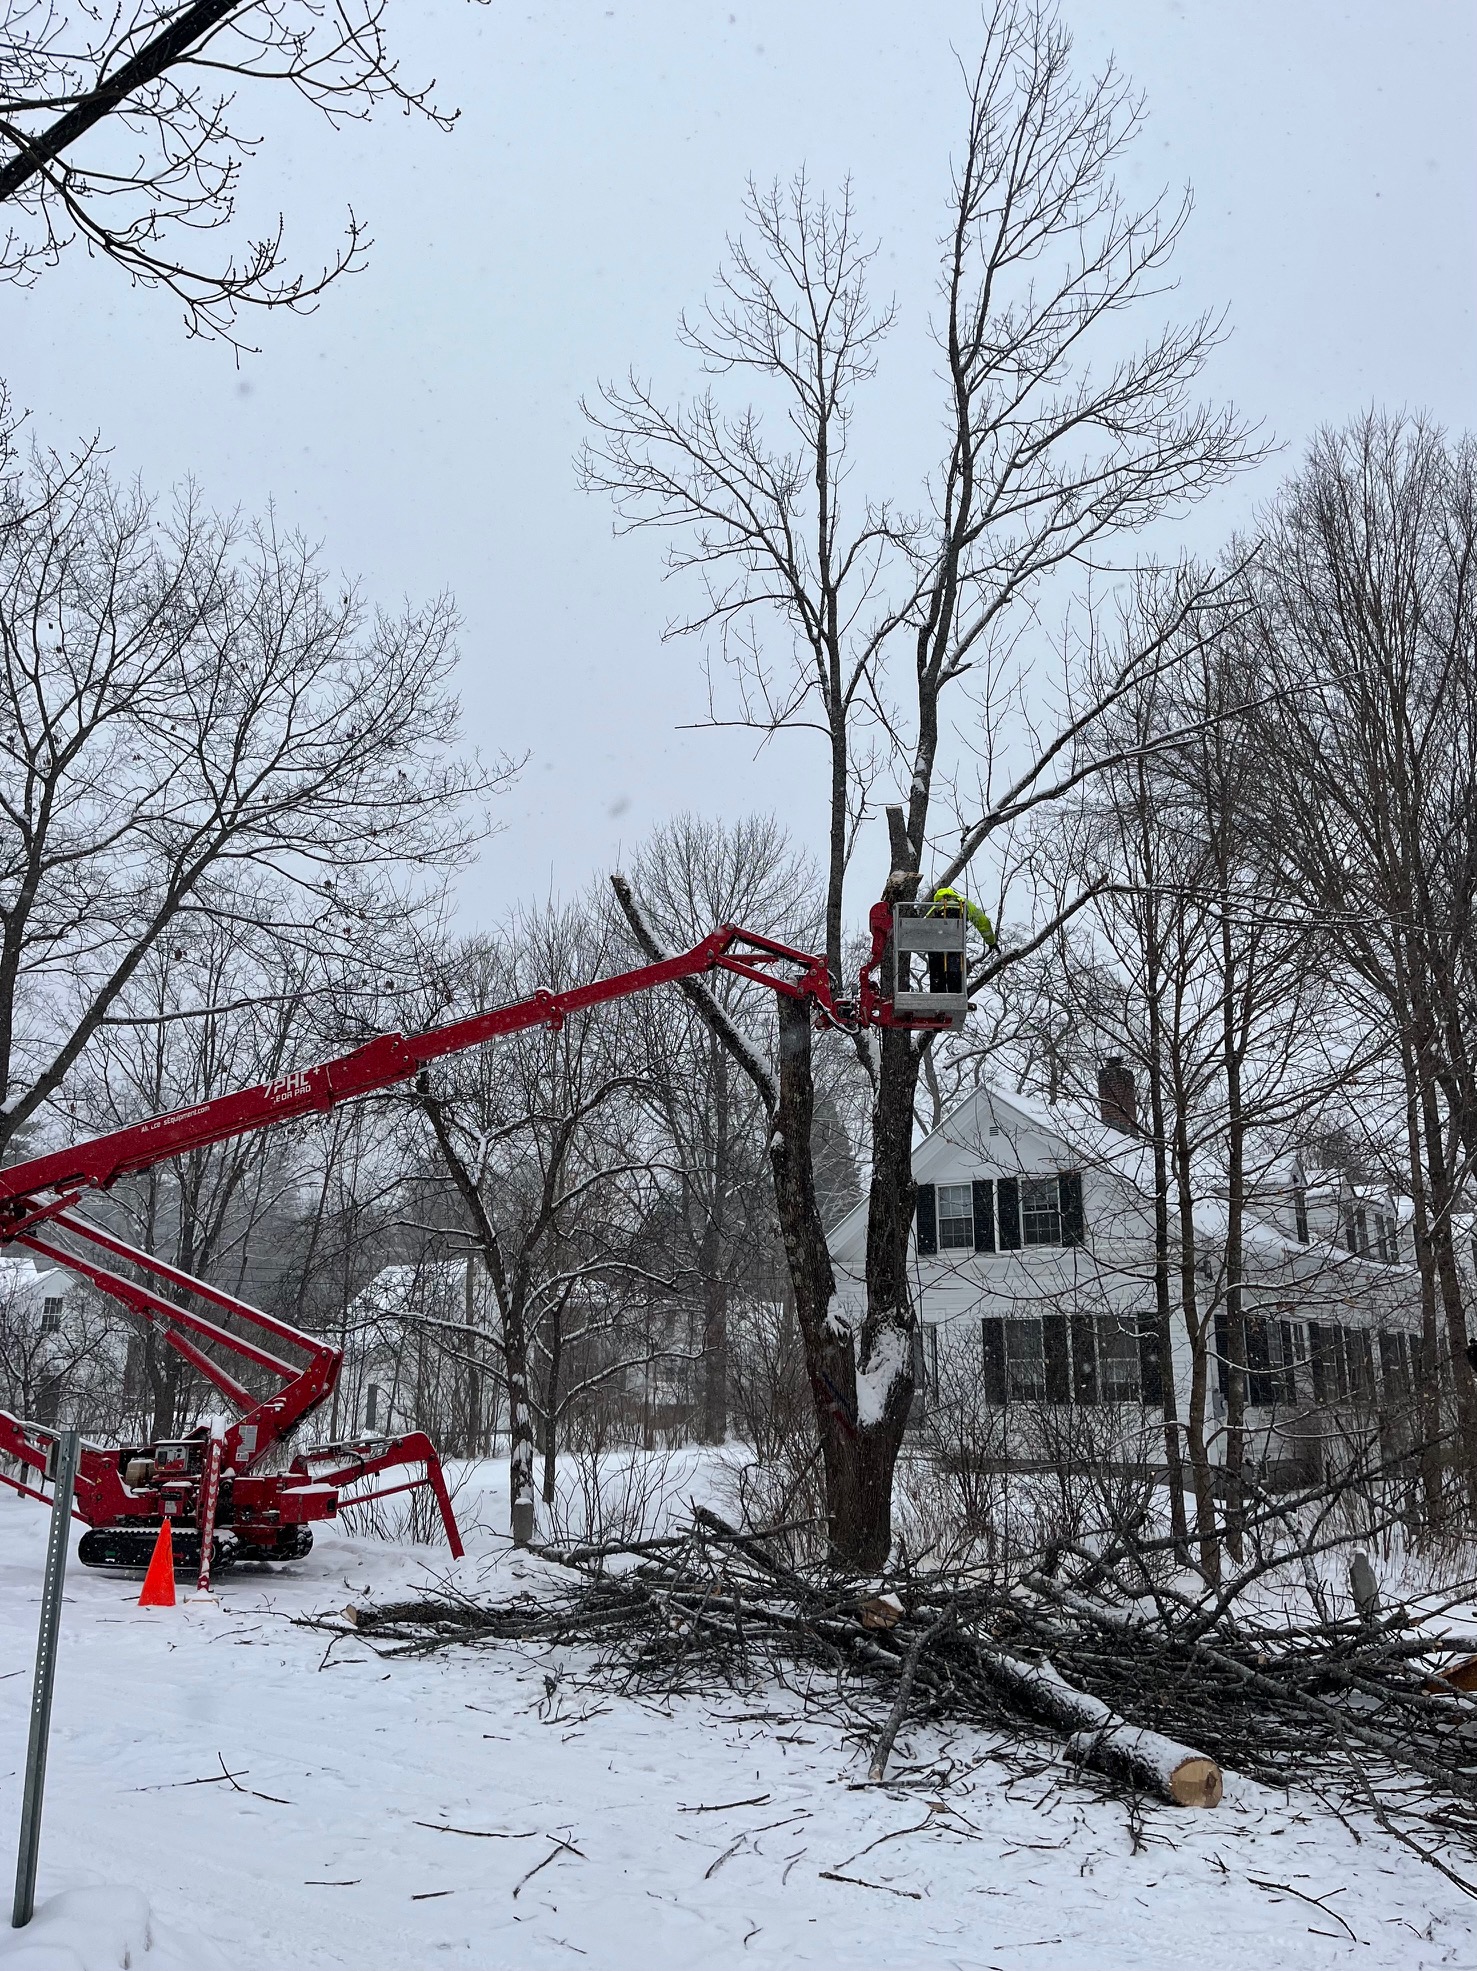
[929,885,997,947]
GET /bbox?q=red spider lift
[0,904,967,1580]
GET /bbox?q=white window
[1020,1177,1061,1248]
[1005,1317,1046,1400]
[40,1297,63,1335]
[936,1183,974,1250]
[1097,1318,1141,1402]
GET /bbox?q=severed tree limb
[1025,1566,1470,1803]
[867,1609,951,1782]
[610,874,777,1117]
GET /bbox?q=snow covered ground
[2,1466,1474,1970]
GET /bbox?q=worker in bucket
[925,884,996,995]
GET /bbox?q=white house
[828,1064,1426,1476]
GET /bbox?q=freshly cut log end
[1168,1756,1223,1808]
[860,1594,904,1631]
[1425,1653,1477,1695]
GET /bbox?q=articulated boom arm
[0,923,836,1220]
[0,906,959,1567]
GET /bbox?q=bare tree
[0,1256,123,1428]
[625,813,819,1444]
[1014,600,1349,1578]
[589,1,1258,1565]
[67,884,353,1435]
[0,422,493,1172]
[0,0,456,339]
[413,901,678,1541]
[1251,413,1477,1517]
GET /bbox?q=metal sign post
[12,1428,80,1929]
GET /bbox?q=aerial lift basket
[888,901,971,1030]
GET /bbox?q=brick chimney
[1098,1057,1138,1136]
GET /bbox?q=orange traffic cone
[138,1521,177,1607]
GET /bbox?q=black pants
[928,951,964,995]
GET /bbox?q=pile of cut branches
[301,1507,1477,1888]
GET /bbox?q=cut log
[973,1643,1223,1808]
[1069,1729,1223,1808]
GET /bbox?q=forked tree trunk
[848,1020,926,1568]
[769,995,913,1570]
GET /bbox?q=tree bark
[420,1087,538,1544]
[1145,1021,1190,1562]
[1219,910,1248,1567]
[1172,1071,1221,1585]
[700,1034,730,1444]
[541,1302,563,1508]
[768,993,897,1568]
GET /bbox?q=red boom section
[0,926,770,1213]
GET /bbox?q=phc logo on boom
[266,1068,311,1105]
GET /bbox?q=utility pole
[12,1427,80,1929]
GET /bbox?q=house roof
[829,1075,1412,1279]
[0,1254,56,1295]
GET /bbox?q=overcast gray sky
[6,1,1475,923]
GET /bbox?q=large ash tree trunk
[850,1021,926,1565]
[772,997,916,1570]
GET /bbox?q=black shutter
[1213,1312,1230,1399]
[1138,1314,1164,1409]
[1070,1315,1097,1405]
[1307,1322,1328,1404]
[972,1178,995,1252]
[982,1319,1006,1404]
[996,1176,1021,1251]
[915,1184,937,1256]
[1278,1320,1298,1404]
[1059,1172,1085,1248]
[1043,1315,1070,1404]
[1410,1327,1433,1396]
[1246,1315,1273,1408]
[1377,1330,1404,1400]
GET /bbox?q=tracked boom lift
[0,904,969,1577]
